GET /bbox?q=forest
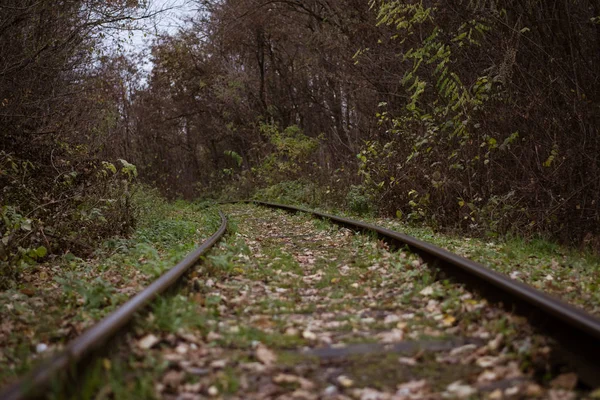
[3,1,600,399]
[1,0,600,279]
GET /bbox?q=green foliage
[118,159,138,179]
[0,187,219,385]
[224,150,243,167]
[254,180,323,206]
[345,185,373,216]
[0,152,137,289]
[258,123,319,181]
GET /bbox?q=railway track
[2,202,600,399]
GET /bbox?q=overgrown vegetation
[0,188,219,386]
[96,0,600,250]
[0,1,156,288]
[2,0,599,289]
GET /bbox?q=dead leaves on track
[137,204,580,400]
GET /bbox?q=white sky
[112,0,198,72]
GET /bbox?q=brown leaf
[273,373,315,390]
[550,373,577,390]
[162,369,184,388]
[138,334,159,349]
[255,344,277,366]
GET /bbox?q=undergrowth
[0,186,219,386]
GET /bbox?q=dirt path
[141,204,578,400]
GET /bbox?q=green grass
[0,187,220,387]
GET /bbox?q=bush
[0,155,136,290]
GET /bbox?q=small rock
[36,343,48,353]
[323,385,338,396]
[488,389,503,400]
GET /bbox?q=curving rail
[4,200,600,398]
[0,211,228,400]
[253,200,600,388]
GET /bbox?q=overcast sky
[114,0,198,71]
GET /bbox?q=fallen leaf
[162,370,184,388]
[396,379,428,395]
[138,334,159,349]
[378,329,404,343]
[444,381,477,398]
[337,375,353,388]
[210,359,227,369]
[398,357,417,366]
[419,286,434,296]
[207,385,219,396]
[524,383,543,397]
[255,344,277,366]
[550,373,577,390]
[442,315,456,327]
[273,373,315,390]
[476,356,500,368]
[302,330,317,340]
[449,344,477,356]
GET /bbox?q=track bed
[146,204,580,399]
[2,202,596,399]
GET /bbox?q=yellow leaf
[442,315,456,327]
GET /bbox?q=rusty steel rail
[252,201,600,387]
[0,211,228,400]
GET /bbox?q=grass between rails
[251,193,600,316]
[0,187,221,387]
[67,203,583,399]
[1,197,595,399]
